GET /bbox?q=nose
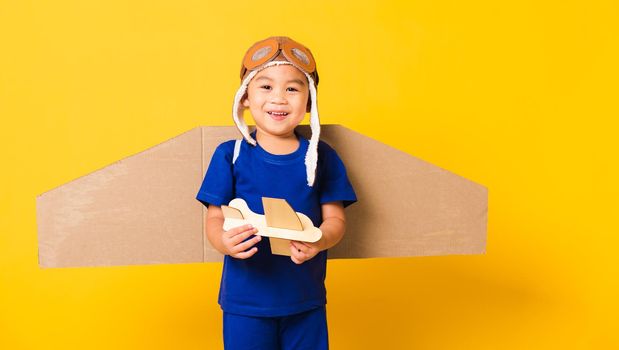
[270,89,288,104]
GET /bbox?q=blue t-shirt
[196,129,357,317]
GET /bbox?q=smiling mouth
[267,111,289,120]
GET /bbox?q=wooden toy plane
[222,197,322,256]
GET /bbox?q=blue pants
[223,306,328,350]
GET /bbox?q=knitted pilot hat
[232,36,321,187]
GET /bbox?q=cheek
[295,93,310,107]
[290,111,306,124]
[247,96,265,109]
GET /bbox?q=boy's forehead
[252,64,307,84]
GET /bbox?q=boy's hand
[222,224,261,259]
[289,239,324,264]
[288,202,347,264]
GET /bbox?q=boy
[196,36,357,350]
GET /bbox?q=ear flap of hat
[304,73,320,187]
[232,70,258,146]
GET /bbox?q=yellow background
[1,0,617,348]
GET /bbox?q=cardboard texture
[36,125,488,268]
[261,198,304,231]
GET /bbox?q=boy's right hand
[222,224,261,259]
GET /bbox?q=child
[196,36,357,350]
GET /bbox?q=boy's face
[242,64,310,139]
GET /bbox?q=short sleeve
[318,142,358,208]
[195,142,235,208]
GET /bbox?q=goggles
[239,36,319,86]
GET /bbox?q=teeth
[268,112,288,116]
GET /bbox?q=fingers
[231,246,259,259]
[229,226,260,246]
[225,224,255,239]
[291,240,311,253]
[290,241,310,264]
[223,224,261,259]
[290,254,303,265]
[230,234,261,254]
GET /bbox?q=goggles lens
[290,48,310,66]
[251,46,273,62]
[243,38,279,71]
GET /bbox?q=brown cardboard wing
[36,125,487,268]
[301,126,488,259]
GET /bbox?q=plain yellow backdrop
[1,0,617,349]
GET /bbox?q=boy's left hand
[290,239,324,264]
[289,203,346,264]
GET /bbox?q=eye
[287,87,299,92]
[260,85,271,90]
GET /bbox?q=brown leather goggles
[240,36,319,86]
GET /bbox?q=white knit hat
[232,36,320,187]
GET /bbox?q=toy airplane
[36,125,488,268]
[222,197,322,256]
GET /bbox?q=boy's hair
[232,36,321,187]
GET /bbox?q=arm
[205,204,262,259]
[289,201,346,264]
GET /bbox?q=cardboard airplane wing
[36,125,488,268]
